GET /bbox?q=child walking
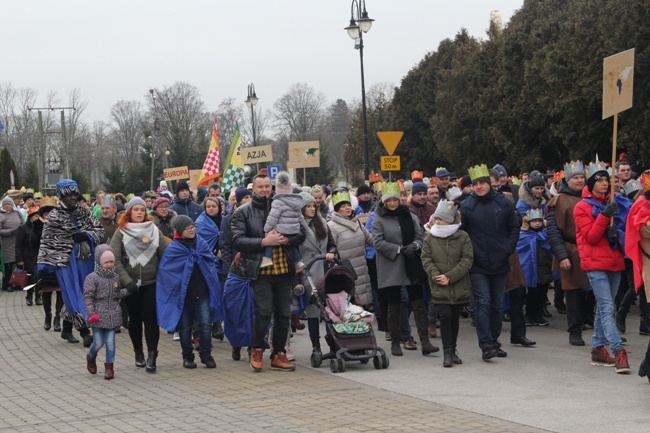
[84,244,136,379]
[261,171,306,272]
[421,200,474,367]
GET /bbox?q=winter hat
[493,164,507,177]
[459,175,472,189]
[411,182,428,196]
[55,179,79,198]
[403,180,413,191]
[152,197,169,210]
[275,171,293,194]
[176,180,190,193]
[356,184,372,196]
[173,215,194,234]
[125,197,147,212]
[235,187,252,205]
[300,191,316,209]
[100,249,115,265]
[1,196,14,207]
[196,186,208,203]
[94,244,114,266]
[435,168,451,178]
[529,175,546,188]
[433,200,457,224]
[159,180,168,189]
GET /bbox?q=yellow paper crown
[410,170,423,181]
[82,193,90,201]
[381,182,402,198]
[641,173,650,192]
[40,196,58,207]
[126,193,135,201]
[331,190,351,208]
[34,192,43,199]
[468,164,489,181]
[372,181,383,193]
[510,176,523,186]
[585,161,609,180]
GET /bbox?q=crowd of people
[1,159,650,382]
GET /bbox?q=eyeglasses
[157,205,170,209]
[184,226,196,232]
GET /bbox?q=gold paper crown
[410,170,423,181]
[510,176,523,186]
[641,173,650,192]
[331,190,351,208]
[381,182,402,198]
[126,193,135,201]
[40,196,58,207]
[526,209,545,221]
[25,188,35,194]
[585,161,609,180]
[34,192,43,199]
[372,181,383,193]
[563,161,584,179]
[468,164,489,181]
[82,193,90,201]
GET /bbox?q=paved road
[1,289,647,432]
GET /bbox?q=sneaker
[270,351,296,371]
[385,331,391,341]
[614,349,631,374]
[183,358,197,369]
[532,317,549,327]
[569,333,585,346]
[201,355,217,368]
[496,348,508,358]
[173,332,180,341]
[285,346,296,362]
[403,337,417,350]
[294,261,305,273]
[260,257,273,269]
[482,348,498,361]
[640,318,650,336]
[524,316,534,327]
[591,346,615,367]
[250,348,264,372]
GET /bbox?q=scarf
[120,221,160,268]
[429,223,460,238]
[95,263,118,279]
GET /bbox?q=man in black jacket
[461,165,520,361]
[230,174,305,372]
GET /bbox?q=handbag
[9,269,29,288]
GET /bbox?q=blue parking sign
[267,165,281,179]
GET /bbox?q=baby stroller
[305,256,388,373]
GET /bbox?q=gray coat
[264,193,304,235]
[0,209,24,262]
[372,208,424,289]
[328,212,373,305]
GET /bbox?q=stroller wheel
[338,358,346,372]
[373,355,382,370]
[310,351,322,368]
[330,359,339,373]
[381,355,389,369]
[360,358,369,364]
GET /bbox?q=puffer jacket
[83,244,130,329]
[460,189,520,275]
[170,197,202,222]
[421,229,473,304]
[230,194,305,280]
[574,188,625,272]
[264,193,304,235]
[328,211,373,305]
[151,209,177,239]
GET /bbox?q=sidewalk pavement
[0,290,552,433]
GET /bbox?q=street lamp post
[245,83,259,147]
[149,135,170,191]
[345,0,374,182]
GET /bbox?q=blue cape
[222,273,255,349]
[156,237,223,332]
[583,194,632,252]
[196,212,222,275]
[516,229,550,288]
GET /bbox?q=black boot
[26,289,34,306]
[146,350,158,373]
[387,304,402,356]
[53,314,61,332]
[443,348,454,367]
[232,347,241,361]
[311,339,322,356]
[81,329,93,348]
[35,293,42,305]
[412,299,439,355]
[212,322,224,340]
[43,313,52,331]
[135,350,146,368]
[640,318,650,336]
[616,309,627,334]
[61,332,79,343]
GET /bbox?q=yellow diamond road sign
[377,131,403,156]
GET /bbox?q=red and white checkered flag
[198,117,220,186]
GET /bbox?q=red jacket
[573,187,625,272]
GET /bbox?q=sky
[3,0,524,124]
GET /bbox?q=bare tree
[273,83,326,141]
[109,100,145,163]
[213,97,244,160]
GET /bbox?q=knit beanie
[173,215,194,234]
[176,180,190,193]
[55,179,80,198]
[152,197,170,210]
[235,187,252,205]
[411,182,428,196]
[587,170,609,192]
[100,249,115,265]
[125,197,147,212]
[300,191,316,209]
[529,175,546,188]
[1,196,14,207]
[275,171,293,194]
[356,184,372,196]
[493,164,507,177]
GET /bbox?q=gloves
[606,226,618,240]
[126,282,139,294]
[601,201,617,218]
[402,242,420,258]
[72,232,88,243]
[293,284,305,297]
[88,314,100,324]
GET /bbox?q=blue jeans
[88,328,116,363]
[587,271,623,352]
[471,273,507,351]
[400,286,413,340]
[179,295,212,360]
